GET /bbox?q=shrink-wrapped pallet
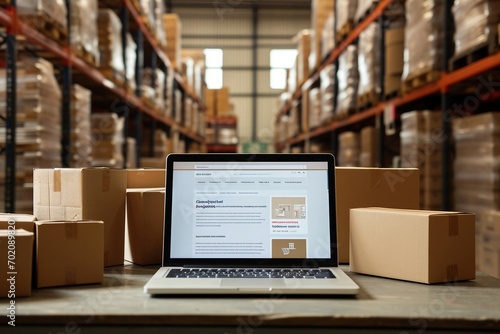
[336,45,359,118]
[319,64,335,124]
[98,10,125,84]
[338,131,360,167]
[357,22,382,99]
[70,0,99,66]
[70,84,92,167]
[91,113,124,168]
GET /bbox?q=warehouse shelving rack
[0,0,205,212]
[275,0,500,210]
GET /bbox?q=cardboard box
[125,188,165,265]
[350,207,476,284]
[0,229,34,297]
[336,167,420,263]
[294,29,311,85]
[384,28,404,95]
[480,246,500,279]
[35,220,103,288]
[127,169,165,188]
[33,168,127,267]
[0,214,36,233]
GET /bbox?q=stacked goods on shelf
[293,30,311,86]
[288,102,300,139]
[400,111,442,210]
[97,10,125,85]
[338,131,360,167]
[206,116,238,147]
[479,211,500,279]
[308,88,322,129]
[70,84,92,167]
[452,0,500,58]
[205,88,232,117]
[0,58,62,213]
[91,113,124,168]
[181,49,207,103]
[126,137,136,168]
[125,33,137,92]
[385,27,405,98]
[360,126,377,167]
[321,13,335,60]
[153,0,167,48]
[402,0,445,93]
[70,0,99,66]
[275,116,289,145]
[336,0,358,41]
[141,68,166,111]
[320,64,335,124]
[310,141,332,153]
[174,89,182,124]
[141,129,170,158]
[453,112,500,216]
[184,97,193,129]
[17,0,68,44]
[165,70,174,118]
[287,58,297,96]
[355,0,377,23]
[357,22,382,108]
[309,0,335,72]
[139,0,155,36]
[300,89,309,133]
[336,45,359,118]
[181,56,195,89]
[163,14,182,70]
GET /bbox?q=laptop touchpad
[221,279,286,288]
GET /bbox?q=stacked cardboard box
[153,0,167,48]
[174,89,183,124]
[338,131,360,167]
[320,64,335,124]
[33,168,127,267]
[181,56,195,89]
[300,88,310,133]
[205,88,231,117]
[184,97,193,129]
[360,126,377,167]
[294,29,311,86]
[480,211,500,278]
[91,113,124,168]
[403,0,445,81]
[308,88,322,130]
[163,14,182,70]
[141,129,170,158]
[97,10,125,85]
[70,84,92,167]
[309,0,335,72]
[385,28,405,97]
[400,111,443,210]
[70,0,99,66]
[0,58,62,213]
[358,22,382,99]
[336,45,359,118]
[452,0,500,57]
[453,112,500,217]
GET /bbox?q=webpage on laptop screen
[170,161,331,259]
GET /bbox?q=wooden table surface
[2,264,500,333]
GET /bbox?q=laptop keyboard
[166,268,335,279]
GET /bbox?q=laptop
[144,153,359,295]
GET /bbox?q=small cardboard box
[335,167,420,263]
[125,188,165,265]
[0,214,36,233]
[0,229,34,297]
[350,207,476,284]
[33,168,127,267]
[384,28,404,94]
[127,169,165,188]
[35,220,104,288]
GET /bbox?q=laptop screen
[164,154,338,267]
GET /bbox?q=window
[204,48,223,89]
[270,49,298,90]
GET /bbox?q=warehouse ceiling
[167,0,311,10]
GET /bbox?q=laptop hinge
[182,264,320,269]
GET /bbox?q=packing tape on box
[54,169,61,192]
[65,268,77,285]
[65,222,78,239]
[449,215,459,236]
